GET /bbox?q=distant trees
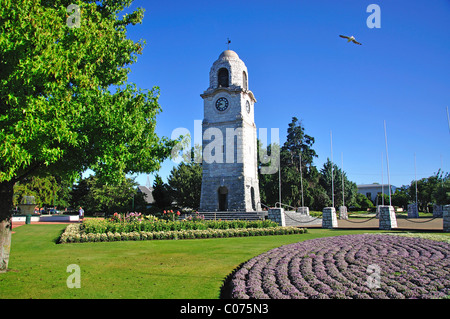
[353,193,375,211]
[319,158,358,208]
[152,174,172,209]
[70,175,146,214]
[167,162,202,210]
[369,171,449,211]
[258,117,358,211]
[11,174,149,215]
[142,118,450,213]
[13,176,71,209]
[401,170,450,212]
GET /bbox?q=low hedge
[59,224,307,244]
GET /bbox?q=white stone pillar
[322,207,338,229]
[339,206,348,220]
[379,205,397,230]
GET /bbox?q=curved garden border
[223,234,450,299]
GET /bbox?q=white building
[357,184,397,203]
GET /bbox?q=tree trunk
[0,181,14,273]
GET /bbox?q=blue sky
[119,0,450,189]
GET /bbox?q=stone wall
[322,207,337,229]
[379,205,397,230]
[268,208,285,227]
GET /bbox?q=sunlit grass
[1,224,437,299]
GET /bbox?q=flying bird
[339,35,362,45]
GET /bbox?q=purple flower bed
[226,234,450,299]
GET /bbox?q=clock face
[215,97,228,111]
[246,100,251,114]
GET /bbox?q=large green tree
[259,117,323,209]
[0,0,176,272]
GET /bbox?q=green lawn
[0,224,438,299]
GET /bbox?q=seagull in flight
[339,35,362,45]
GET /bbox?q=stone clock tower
[199,50,261,212]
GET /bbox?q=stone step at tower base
[181,211,266,221]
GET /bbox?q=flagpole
[299,152,304,207]
[341,152,345,207]
[447,106,450,135]
[381,152,384,206]
[330,131,334,208]
[384,120,392,206]
[278,156,281,208]
[414,153,418,209]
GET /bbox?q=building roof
[219,50,239,59]
[357,184,396,189]
[138,186,154,204]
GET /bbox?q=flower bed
[82,213,280,234]
[59,223,307,244]
[225,234,450,299]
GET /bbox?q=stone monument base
[407,203,419,218]
[322,207,337,229]
[443,205,450,232]
[339,206,348,220]
[296,207,309,216]
[433,205,443,218]
[379,205,397,230]
[268,208,285,226]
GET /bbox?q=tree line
[12,117,449,215]
[152,117,449,212]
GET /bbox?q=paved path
[11,221,78,232]
[292,217,444,231]
[338,217,444,231]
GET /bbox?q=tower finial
[227,38,231,50]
